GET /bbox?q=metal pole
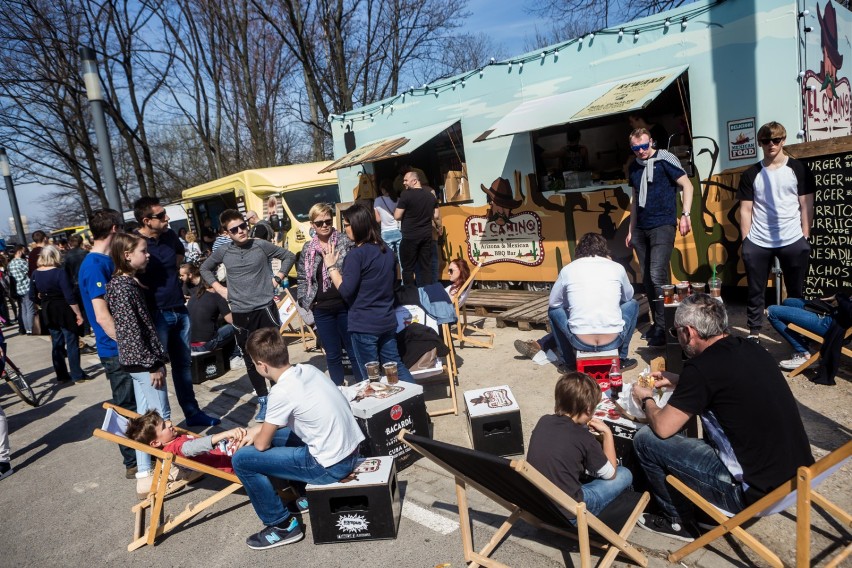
[0,148,28,246]
[79,46,121,210]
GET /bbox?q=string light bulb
[681,17,687,29]
[664,18,670,29]
[540,52,546,60]
[618,28,624,37]
[588,32,594,40]
[634,29,640,38]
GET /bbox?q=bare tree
[527,0,690,37]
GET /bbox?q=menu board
[803,151,852,297]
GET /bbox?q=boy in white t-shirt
[232,328,365,550]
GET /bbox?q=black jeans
[231,302,281,397]
[742,236,811,333]
[400,236,434,286]
[632,224,676,334]
[101,356,137,468]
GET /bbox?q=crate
[464,385,524,457]
[190,348,228,384]
[576,349,619,391]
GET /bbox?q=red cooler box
[306,456,401,544]
[348,380,430,471]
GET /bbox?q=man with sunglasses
[201,209,296,422]
[626,128,693,347]
[134,197,220,428]
[737,121,815,344]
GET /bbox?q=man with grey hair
[631,294,812,542]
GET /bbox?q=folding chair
[787,323,852,378]
[399,430,649,568]
[666,440,852,568]
[452,262,495,349]
[396,305,459,417]
[93,403,296,551]
[277,288,317,351]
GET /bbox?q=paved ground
[0,297,849,567]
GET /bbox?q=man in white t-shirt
[232,328,364,550]
[737,121,815,343]
[548,233,639,371]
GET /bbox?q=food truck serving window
[283,184,341,222]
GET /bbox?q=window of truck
[282,184,341,222]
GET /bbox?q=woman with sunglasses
[296,203,363,386]
[737,121,815,344]
[321,203,414,383]
[445,257,471,306]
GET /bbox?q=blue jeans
[101,356,137,468]
[154,307,200,418]
[49,327,83,381]
[313,306,363,386]
[576,466,633,521]
[548,299,639,368]
[18,296,35,333]
[632,224,676,334]
[381,228,402,272]
[130,370,171,475]
[538,332,557,353]
[232,428,360,526]
[191,324,238,360]
[767,298,832,354]
[633,426,747,523]
[349,330,414,383]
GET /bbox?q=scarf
[305,230,339,299]
[635,149,684,208]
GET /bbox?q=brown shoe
[513,339,542,359]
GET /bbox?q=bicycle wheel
[3,358,38,407]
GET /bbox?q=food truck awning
[318,119,460,173]
[476,65,688,141]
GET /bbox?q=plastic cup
[383,362,399,384]
[709,277,722,298]
[662,285,675,304]
[676,282,690,302]
[690,282,705,295]
[365,361,381,382]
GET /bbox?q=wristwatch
[641,396,655,413]
[681,212,690,218]
[274,275,283,284]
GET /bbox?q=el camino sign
[464,212,545,267]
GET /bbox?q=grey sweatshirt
[200,239,296,313]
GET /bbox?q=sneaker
[555,363,575,374]
[637,513,697,542]
[747,334,761,345]
[0,461,14,481]
[647,334,666,347]
[186,411,221,428]
[135,466,199,499]
[245,517,304,550]
[74,374,95,384]
[288,496,309,515]
[780,352,810,371]
[513,339,541,359]
[255,396,268,423]
[125,466,138,479]
[619,357,638,371]
[80,345,98,355]
[230,356,247,370]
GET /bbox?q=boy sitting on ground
[527,372,633,521]
[125,410,246,474]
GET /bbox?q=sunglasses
[342,222,351,228]
[313,219,333,227]
[630,142,651,152]
[146,211,168,221]
[228,222,248,234]
[668,326,682,338]
[759,137,784,146]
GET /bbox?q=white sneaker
[780,352,810,371]
[230,356,247,370]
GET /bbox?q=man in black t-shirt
[394,169,440,286]
[631,294,813,542]
[187,287,241,365]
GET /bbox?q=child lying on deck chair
[125,410,246,474]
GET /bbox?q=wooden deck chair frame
[453,262,495,349]
[395,305,460,417]
[277,288,317,351]
[666,440,852,568]
[787,323,852,378]
[398,430,649,568]
[93,402,296,551]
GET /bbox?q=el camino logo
[465,211,545,267]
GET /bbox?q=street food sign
[727,118,757,160]
[572,73,672,120]
[464,211,545,267]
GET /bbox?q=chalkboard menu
[803,151,852,298]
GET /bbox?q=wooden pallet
[464,289,549,319]
[496,295,551,330]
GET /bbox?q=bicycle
[2,356,38,407]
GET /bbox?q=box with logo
[463,385,524,456]
[348,380,430,471]
[306,456,401,544]
[190,347,229,384]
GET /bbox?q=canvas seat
[451,262,495,349]
[786,323,852,379]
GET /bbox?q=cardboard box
[464,385,524,456]
[348,381,430,471]
[306,456,401,544]
[190,348,229,384]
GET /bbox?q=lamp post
[79,46,121,210]
[0,148,27,246]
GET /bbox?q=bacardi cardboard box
[306,456,401,544]
[347,380,430,471]
[463,385,524,456]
